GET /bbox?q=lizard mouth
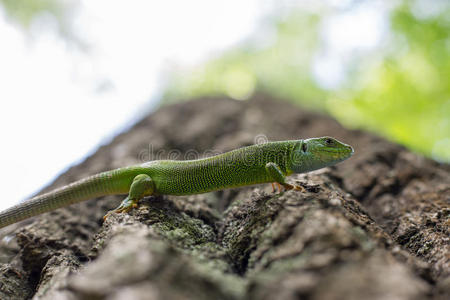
[321,146,354,154]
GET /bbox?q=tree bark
[0,94,448,300]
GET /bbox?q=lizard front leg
[265,162,305,192]
[103,174,155,220]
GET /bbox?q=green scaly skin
[0,137,353,229]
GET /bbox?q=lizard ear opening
[301,142,307,153]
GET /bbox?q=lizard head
[289,136,354,173]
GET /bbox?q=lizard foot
[103,197,138,221]
[271,182,284,193]
[271,182,283,193]
[282,183,305,192]
[271,183,304,193]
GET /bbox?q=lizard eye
[325,138,333,145]
[301,142,307,152]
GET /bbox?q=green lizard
[0,137,353,229]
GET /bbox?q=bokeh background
[0,0,448,210]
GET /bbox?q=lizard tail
[0,170,131,229]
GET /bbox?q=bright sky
[0,0,386,211]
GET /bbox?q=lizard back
[143,141,297,195]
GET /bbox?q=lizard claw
[270,183,305,193]
[282,183,305,192]
[103,197,138,221]
[271,182,284,193]
[293,185,305,192]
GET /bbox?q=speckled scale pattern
[0,141,298,228]
[144,141,297,195]
[0,167,144,228]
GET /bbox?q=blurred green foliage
[330,2,450,162]
[164,12,326,108]
[1,0,447,162]
[164,1,450,163]
[0,0,76,40]
[1,0,62,26]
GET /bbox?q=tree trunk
[0,94,448,300]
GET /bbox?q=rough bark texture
[0,94,448,300]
